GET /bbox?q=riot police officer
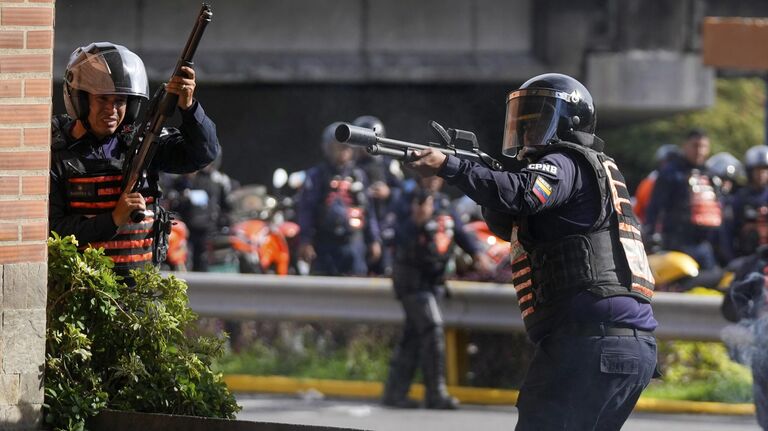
[352,115,404,276]
[296,122,382,276]
[633,143,679,224]
[721,245,768,430]
[721,146,768,261]
[644,129,722,270]
[381,176,486,410]
[49,42,220,279]
[407,73,658,429]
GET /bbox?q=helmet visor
[67,47,148,98]
[502,89,571,158]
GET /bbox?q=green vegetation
[45,234,240,431]
[214,326,755,404]
[213,324,391,382]
[644,340,754,403]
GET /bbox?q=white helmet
[63,42,149,126]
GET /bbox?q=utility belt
[553,323,654,338]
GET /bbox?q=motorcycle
[164,219,189,272]
[648,249,733,293]
[452,220,512,283]
[212,177,299,275]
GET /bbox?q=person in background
[382,176,488,410]
[720,146,768,263]
[49,42,219,280]
[721,245,768,430]
[644,129,722,272]
[352,115,404,276]
[633,143,679,224]
[168,156,232,272]
[295,122,382,276]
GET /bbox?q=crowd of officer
[46,39,765,428]
[635,129,768,285]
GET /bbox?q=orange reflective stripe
[70,201,117,209]
[119,228,152,235]
[521,307,535,318]
[110,252,153,263]
[69,175,122,183]
[98,187,122,196]
[91,238,153,249]
[632,283,654,298]
[512,254,528,265]
[618,222,642,236]
[512,266,531,279]
[519,293,533,303]
[514,279,532,292]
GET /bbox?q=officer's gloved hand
[730,272,766,320]
[472,253,495,275]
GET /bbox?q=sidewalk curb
[223,375,755,416]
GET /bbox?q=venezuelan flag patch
[532,176,553,204]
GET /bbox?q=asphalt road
[235,394,761,431]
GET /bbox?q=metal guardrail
[176,272,731,342]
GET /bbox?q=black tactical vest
[509,142,655,332]
[51,115,167,278]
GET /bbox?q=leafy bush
[45,233,240,431]
[213,323,392,381]
[644,340,753,403]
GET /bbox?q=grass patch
[209,322,757,404]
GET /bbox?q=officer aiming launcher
[122,3,212,222]
[334,121,504,172]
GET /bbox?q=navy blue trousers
[311,239,367,276]
[515,332,657,431]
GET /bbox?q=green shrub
[644,340,753,403]
[213,323,392,381]
[45,233,240,431]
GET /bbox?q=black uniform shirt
[49,101,220,244]
[439,151,657,340]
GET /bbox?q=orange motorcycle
[455,220,512,282]
[223,184,299,275]
[164,219,189,272]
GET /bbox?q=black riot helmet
[706,152,745,184]
[744,145,768,171]
[63,42,149,128]
[502,73,596,159]
[352,115,386,138]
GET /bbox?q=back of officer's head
[502,73,596,160]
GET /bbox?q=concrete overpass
[51,0,768,185]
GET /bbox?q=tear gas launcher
[121,3,212,222]
[334,121,503,171]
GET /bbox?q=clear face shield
[502,89,574,160]
[66,46,148,98]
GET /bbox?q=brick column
[0,0,54,429]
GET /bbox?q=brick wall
[0,0,53,429]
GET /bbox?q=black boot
[422,326,459,410]
[382,327,420,409]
